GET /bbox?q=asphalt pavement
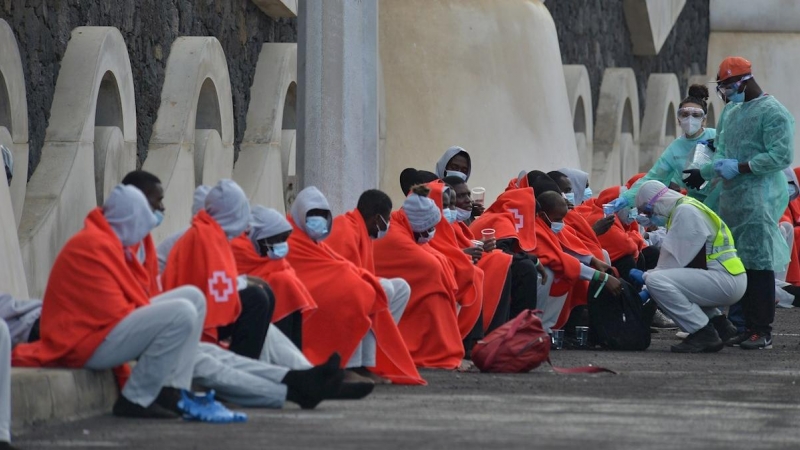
[16,307,800,450]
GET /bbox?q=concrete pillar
[297,0,379,215]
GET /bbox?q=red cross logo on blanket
[508,208,524,232]
[209,271,234,303]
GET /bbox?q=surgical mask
[305,216,329,240]
[550,221,564,234]
[445,170,467,181]
[727,90,745,104]
[267,242,289,259]
[679,116,703,136]
[375,216,390,240]
[617,207,638,226]
[417,229,435,244]
[455,207,472,222]
[650,215,667,228]
[443,208,457,224]
[564,192,575,205]
[636,214,651,227]
[153,210,164,227]
[583,187,593,200]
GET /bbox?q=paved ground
[16,307,800,450]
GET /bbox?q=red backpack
[471,310,615,374]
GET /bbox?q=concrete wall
[379,0,580,205]
[0,1,296,177]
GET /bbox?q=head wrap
[559,168,589,205]
[192,185,212,216]
[290,186,332,237]
[205,179,251,238]
[403,192,441,232]
[635,180,683,217]
[103,184,157,246]
[434,146,471,181]
[249,205,292,252]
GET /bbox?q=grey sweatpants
[85,286,203,407]
[537,267,568,333]
[346,278,410,368]
[645,260,747,334]
[0,320,10,442]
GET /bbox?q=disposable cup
[471,187,486,205]
[551,330,564,350]
[576,326,589,347]
[481,228,495,241]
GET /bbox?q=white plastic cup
[551,329,565,350]
[481,228,495,241]
[471,187,486,205]
[576,326,589,347]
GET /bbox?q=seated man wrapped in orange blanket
[326,189,412,330]
[162,179,272,360]
[373,185,465,369]
[231,206,319,349]
[287,187,424,385]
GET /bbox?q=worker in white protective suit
[629,181,746,353]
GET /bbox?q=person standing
[697,57,794,349]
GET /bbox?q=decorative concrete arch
[0,19,28,298]
[0,19,29,227]
[235,43,297,214]
[563,65,594,173]
[592,68,641,189]
[144,37,235,242]
[639,73,681,172]
[18,27,137,297]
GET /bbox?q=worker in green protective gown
[687,57,795,350]
[617,84,723,211]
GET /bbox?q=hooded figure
[434,146,471,181]
[559,168,590,206]
[633,180,746,353]
[287,187,424,385]
[205,180,251,239]
[157,185,212,272]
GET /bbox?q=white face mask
[455,207,472,222]
[679,116,703,137]
[374,215,390,240]
[445,170,467,181]
[443,208,457,224]
[417,229,435,244]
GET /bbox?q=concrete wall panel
[235,43,297,214]
[379,0,579,205]
[593,68,641,189]
[706,32,800,163]
[563,65,594,173]
[639,74,681,172]
[0,19,29,227]
[18,27,137,297]
[144,37,235,243]
[94,126,134,206]
[623,0,686,55]
[710,0,800,33]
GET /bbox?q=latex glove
[628,269,645,285]
[608,197,629,213]
[638,289,650,302]
[714,159,740,180]
[681,169,705,189]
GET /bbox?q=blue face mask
[550,222,565,234]
[455,207,472,223]
[445,170,467,181]
[564,192,575,205]
[635,214,651,227]
[153,210,164,227]
[268,242,289,260]
[727,90,745,104]
[305,216,329,240]
[443,208,457,224]
[617,207,638,226]
[583,187,593,200]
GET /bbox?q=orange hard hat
[717,57,752,82]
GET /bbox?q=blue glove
[628,269,645,285]
[638,289,651,303]
[608,197,629,213]
[713,159,740,180]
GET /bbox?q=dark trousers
[640,246,660,270]
[462,315,484,360]
[218,284,274,359]
[274,310,303,350]
[509,256,539,317]
[612,254,642,281]
[740,269,776,334]
[486,272,513,333]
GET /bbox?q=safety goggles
[716,74,752,100]
[677,107,705,119]
[641,187,670,215]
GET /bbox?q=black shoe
[724,330,751,347]
[284,353,344,409]
[710,315,739,343]
[0,441,18,450]
[112,395,179,419]
[154,386,182,415]
[670,323,724,353]
[739,331,773,350]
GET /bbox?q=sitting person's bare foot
[456,359,476,372]
[353,367,392,385]
[343,369,375,384]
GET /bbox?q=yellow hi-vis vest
[666,197,746,275]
